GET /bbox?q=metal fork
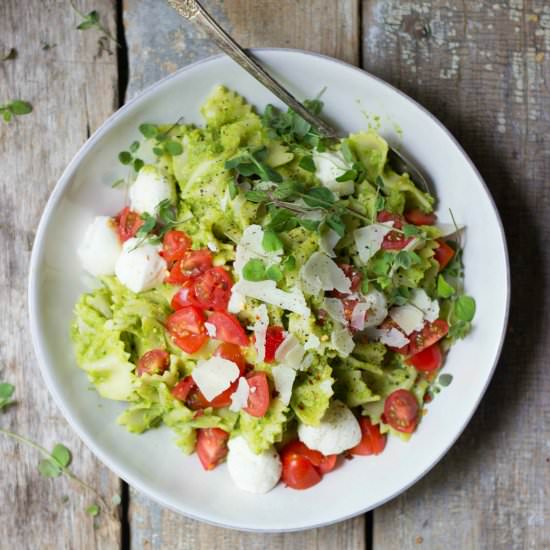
[167,0,431,194]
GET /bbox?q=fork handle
[168,0,339,138]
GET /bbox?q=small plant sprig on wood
[0,100,32,123]
[69,0,120,53]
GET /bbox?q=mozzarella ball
[77,216,122,276]
[115,238,167,293]
[298,400,361,455]
[227,436,282,494]
[129,165,174,215]
[312,150,354,196]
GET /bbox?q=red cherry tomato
[264,326,285,363]
[208,311,248,346]
[282,454,322,490]
[196,428,229,470]
[162,230,191,264]
[384,389,419,433]
[377,210,413,250]
[407,343,443,372]
[166,249,213,284]
[280,440,338,475]
[377,210,404,229]
[171,376,195,402]
[318,454,338,474]
[350,417,387,456]
[404,209,436,226]
[166,306,208,354]
[408,320,449,356]
[193,267,233,311]
[170,280,200,310]
[243,372,270,417]
[116,207,143,242]
[215,342,246,374]
[136,349,170,376]
[434,240,455,271]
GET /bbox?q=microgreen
[242,259,267,281]
[0,100,33,123]
[139,123,158,139]
[117,143,144,173]
[438,373,453,387]
[298,155,316,173]
[282,255,296,271]
[0,382,15,411]
[453,295,476,322]
[86,504,100,517]
[437,274,455,298]
[228,179,238,200]
[225,148,282,183]
[402,224,424,238]
[262,230,283,253]
[164,140,183,156]
[70,1,119,51]
[265,265,283,282]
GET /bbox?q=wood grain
[0,1,121,548]
[363,1,550,548]
[124,1,364,548]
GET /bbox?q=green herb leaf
[438,373,453,387]
[454,295,476,322]
[136,213,157,238]
[0,382,14,410]
[242,259,266,281]
[111,178,125,188]
[133,158,144,172]
[9,100,33,115]
[244,190,269,203]
[265,265,283,282]
[335,169,357,182]
[325,214,346,237]
[282,255,296,271]
[139,123,157,138]
[403,224,423,237]
[51,444,71,468]
[340,141,354,164]
[118,151,132,165]
[262,230,283,253]
[38,459,62,478]
[299,155,316,173]
[360,279,369,294]
[374,195,385,212]
[129,140,140,153]
[86,503,100,517]
[2,110,12,122]
[152,146,164,157]
[272,180,302,200]
[266,208,298,232]
[302,187,335,208]
[394,250,420,270]
[437,275,455,298]
[164,140,183,156]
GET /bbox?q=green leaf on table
[437,275,455,298]
[0,382,14,410]
[38,459,62,478]
[86,503,100,517]
[111,494,122,506]
[51,444,72,468]
[242,259,266,282]
[454,295,476,322]
[76,10,100,30]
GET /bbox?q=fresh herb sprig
[139,121,184,157]
[69,0,119,53]
[0,100,32,123]
[118,140,144,172]
[0,383,15,410]
[132,199,179,248]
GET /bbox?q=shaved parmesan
[389,304,425,335]
[227,288,246,314]
[272,365,296,406]
[367,327,409,348]
[351,302,369,331]
[362,289,388,328]
[354,222,394,264]
[319,228,341,257]
[233,279,310,317]
[303,333,320,351]
[229,377,250,412]
[234,224,282,275]
[299,353,314,371]
[192,357,240,401]
[300,252,351,295]
[330,325,355,357]
[323,297,346,324]
[253,304,269,362]
[274,333,305,369]
[204,322,217,338]
[410,289,440,322]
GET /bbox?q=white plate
[28,49,510,532]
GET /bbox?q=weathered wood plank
[0,1,121,548]
[124,0,364,546]
[363,1,550,548]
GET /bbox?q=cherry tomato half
[404,209,436,226]
[171,376,195,402]
[166,249,213,284]
[280,441,338,476]
[377,210,404,229]
[408,320,449,356]
[162,230,191,264]
[196,428,229,470]
[434,240,455,271]
[193,267,233,311]
[407,343,443,372]
[243,372,270,417]
[215,342,246,374]
[384,389,419,433]
[208,311,248,346]
[350,417,387,456]
[136,349,170,377]
[281,454,322,490]
[264,326,285,363]
[116,207,143,242]
[166,306,208,354]
[171,280,200,310]
[377,211,413,250]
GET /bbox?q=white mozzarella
[298,400,361,455]
[191,357,240,401]
[300,252,351,295]
[312,150,354,196]
[389,304,425,335]
[227,436,282,494]
[229,377,250,412]
[232,280,310,317]
[354,222,394,264]
[114,238,167,293]
[272,365,296,406]
[77,216,122,276]
[129,165,174,215]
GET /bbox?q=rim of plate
[28,47,511,532]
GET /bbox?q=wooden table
[1,1,548,548]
